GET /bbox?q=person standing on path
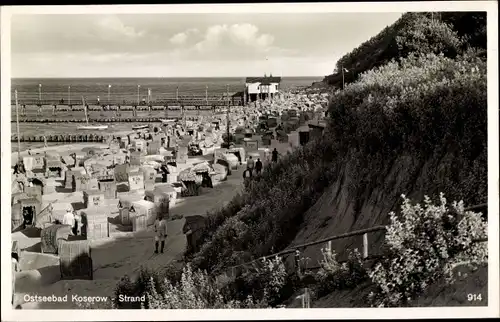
[73,211,81,236]
[154,213,168,254]
[246,156,255,177]
[272,148,279,163]
[255,158,263,175]
[63,208,76,234]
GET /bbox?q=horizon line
[11,75,326,80]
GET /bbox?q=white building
[245,75,282,103]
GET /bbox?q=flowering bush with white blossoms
[315,248,368,297]
[231,255,289,307]
[143,264,266,309]
[368,193,487,307]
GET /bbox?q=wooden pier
[10,95,243,107]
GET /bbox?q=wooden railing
[225,202,488,277]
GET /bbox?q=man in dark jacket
[161,164,169,183]
[272,148,279,163]
[255,158,263,175]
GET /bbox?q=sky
[11,12,403,78]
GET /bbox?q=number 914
[467,294,482,301]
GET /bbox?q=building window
[275,85,278,90]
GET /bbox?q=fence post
[363,233,368,259]
[326,240,332,256]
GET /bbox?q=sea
[11,77,321,102]
[9,77,322,152]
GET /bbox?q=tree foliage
[325,12,486,88]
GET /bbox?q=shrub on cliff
[367,194,487,307]
[143,264,271,309]
[113,267,169,309]
[328,51,487,205]
[315,248,368,298]
[327,12,485,88]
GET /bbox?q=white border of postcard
[1,1,499,320]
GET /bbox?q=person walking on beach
[272,148,279,163]
[71,211,81,236]
[132,104,137,117]
[154,213,168,254]
[52,104,57,115]
[246,156,255,177]
[255,158,263,176]
[37,105,42,116]
[13,163,19,175]
[161,164,169,183]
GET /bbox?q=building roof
[245,76,282,83]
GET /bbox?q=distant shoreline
[11,76,324,80]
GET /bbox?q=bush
[326,12,485,88]
[367,193,488,307]
[143,264,266,309]
[315,248,368,298]
[234,256,288,307]
[328,52,487,207]
[395,15,463,58]
[113,267,167,309]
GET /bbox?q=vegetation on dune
[329,50,487,208]
[324,12,486,88]
[367,194,487,307]
[112,11,488,308]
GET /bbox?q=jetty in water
[10,95,244,108]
